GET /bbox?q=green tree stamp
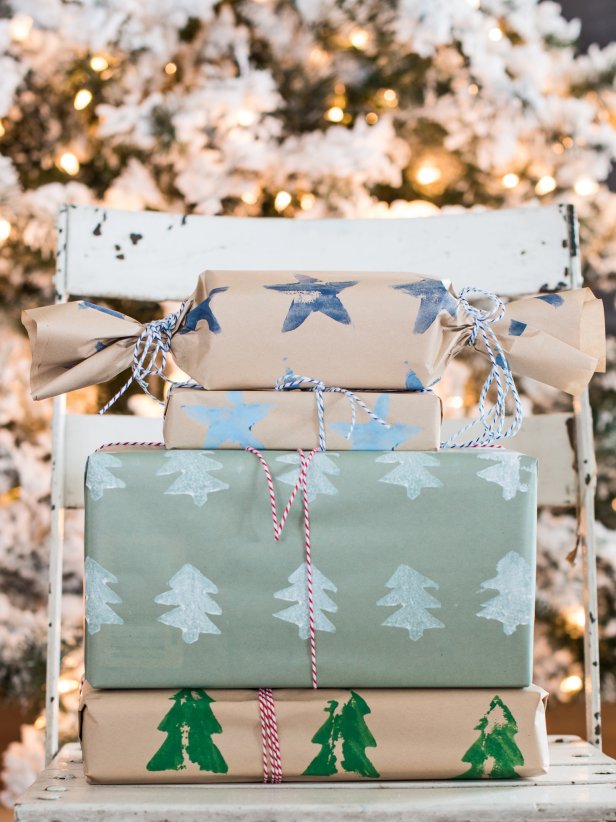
[456,695,524,779]
[304,691,379,778]
[147,689,228,773]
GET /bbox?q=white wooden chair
[14,203,616,821]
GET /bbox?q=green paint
[147,689,228,773]
[304,691,379,778]
[456,695,524,779]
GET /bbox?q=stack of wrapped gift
[24,271,606,783]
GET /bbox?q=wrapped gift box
[163,386,442,450]
[84,447,537,689]
[80,683,549,783]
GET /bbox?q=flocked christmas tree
[84,557,124,635]
[304,691,379,779]
[156,452,229,507]
[376,452,443,500]
[147,689,228,774]
[85,453,126,502]
[477,552,534,636]
[273,562,337,640]
[377,564,445,640]
[155,564,222,644]
[456,695,524,779]
[277,452,340,503]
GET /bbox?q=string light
[502,172,520,189]
[552,142,565,155]
[467,0,480,6]
[415,163,442,186]
[382,88,398,106]
[300,193,316,211]
[468,83,479,95]
[349,29,369,50]
[0,120,4,138]
[164,62,177,75]
[274,190,292,212]
[74,89,93,110]
[562,136,574,148]
[488,26,503,42]
[90,55,109,72]
[563,606,585,638]
[236,109,255,127]
[58,677,80,694]
[574,177,599,197]
[308,47,329,67]
[0,218,12,243]
[33,716,46,730]
[334,82,346,95]
[57,151,80,176]
[365,112,378,125]
[535,175,556,196]
[560,674,583,695]
[325,106,344,123]
[241,191,258,205]
[446,395,464,410]
[10,14,33,42]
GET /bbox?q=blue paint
[535,294,564,307]
[95,341,108,352]
[495,353,510,370]
[265,275,357,332]
[404,369,425,391]
[78,301,125,319]
[330,395,420,450]
[182,392,273,448]
[179,287,228,335]
[508,320,527,336]
[393,280,458,333]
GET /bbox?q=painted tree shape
[377,564,445,640]
[477,551,533,636]
[86,453,126,501]
[147,689,228,773]
[155,563,222,643]
[456,695,524,779]
[276,452,340,503]
[376,452,442,500]
[84,557,124,635]
[273,562,337,639]
[304,691,379,778]
[156,451,229,506]
[476,453,535,501]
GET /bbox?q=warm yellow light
[274,190,292,212]
[382,88,398,106]
[552,142,565,155]
[241,191,258,205]
[502,173,520,189]
[535,175,556,196]
[488,26,503,42]
[58,678,80,695]
[237,109,255,127]
[365,112,379,125]
[349,29,369,49]
[468,83,479,95]
[308,47,329,67]
[325,106,345,123]
[0,218,11,243]
[74,89,93,111]
[164,62,177,75]
[574,177,599,197]
[564,605,585,632]
[0,120,5,138]
[334,82,346,95]
[562,136,574,148]
[467,0,480,7]
[58,151,80,176]
[34,715,46,730]
[300,193,316,211]
[416,163,442,186]
[446,395,465,410]
[90,55,109,72]
[559,674,583,695]
[10,14,33,42]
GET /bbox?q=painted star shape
[179,286,228,335]
[182,391,273,448]
[393,279,458,334]
[330,395,420,450]
[265,275,357,332]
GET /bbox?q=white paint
[85,453,126,501]
[376,452,443,500]
[273,562,337,640]
[476,453,535,501]
[156,451,229,506]
[155,563,222,643]
[477,551,534,636]
[84,557,124,635]
[377,564,445,640]
[276,452,340,503]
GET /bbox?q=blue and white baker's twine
[275,373,390,451]
[98,303,186,415]
[442,287,523,448]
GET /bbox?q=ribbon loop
[275,372,390,451]
[442,287,523,448]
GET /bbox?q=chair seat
[14,737,616,822]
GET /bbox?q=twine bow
[275,373,390,451]
[442,287,523,448]
[98,305,185,415]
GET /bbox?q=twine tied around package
[247,446,320,689]
[258,688,283,783]
[275,373,391,451]
[443,287,524,448]
[98,304,186,415]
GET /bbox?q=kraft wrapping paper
[163,386,442,450]
[80,683,549,783]
[84,447,536,689]
[23,271,604,397]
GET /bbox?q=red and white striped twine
[247,446,319,689]
[95,441,165,451]
[258,688,283,783]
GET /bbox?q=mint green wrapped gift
[84,447,536,689]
